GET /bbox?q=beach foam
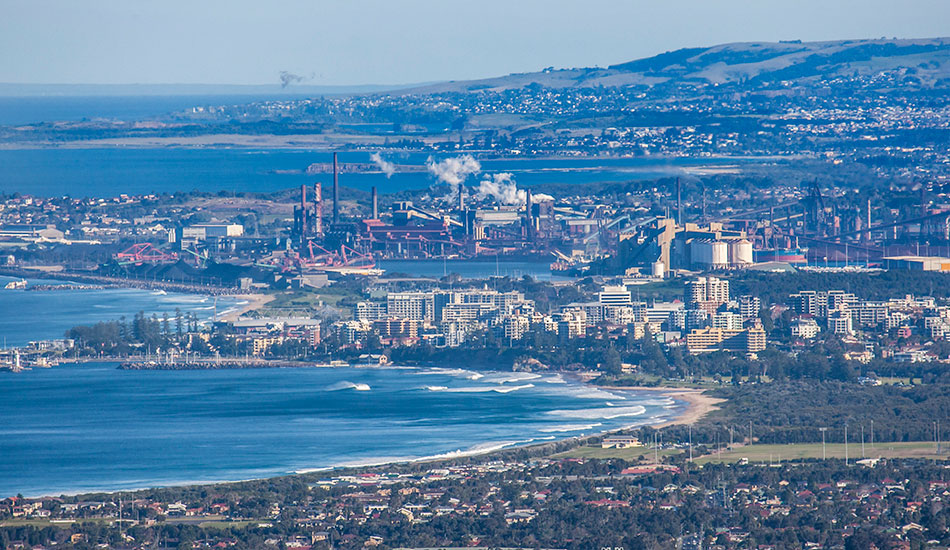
[425,383,534,394]
[326,381,371,391]
[539,423,604,433]
[546,405,647,420]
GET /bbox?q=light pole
[845,424,848,465]
[688,424,692,463]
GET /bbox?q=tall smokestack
[457,183,464,212]
[371,186,378,219]
[525,188,534,241]
[313,182,322,235]
[676,177,682,225]
[333,152,340,224]
[866,198,872,243]
[300,184,308,236]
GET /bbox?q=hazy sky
[3,0,948,86]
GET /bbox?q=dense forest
[631,381,950,448]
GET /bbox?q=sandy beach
[220,293,274,322]
[598,385,725,428]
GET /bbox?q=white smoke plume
[370,152,396,178]
[477,173,526,205]
[426,155,481,186]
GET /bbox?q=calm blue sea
[0,364,680,497]
[0,276,243,346]
[0,148,728,198]
[0,94,743,197]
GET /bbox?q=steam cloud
[279,71,305,88]
[476,173,526,205]
[426,155,481,186]
[370,152,396,178]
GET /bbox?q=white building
[712,311,744,331]
[557,310,587,340]
[791,318,820,339]
[739,295,761,319]
[598,285,632,305]
[828,310,854,335]
[387,292,433,322]
[355,301,388,322]
[503,316,532,341]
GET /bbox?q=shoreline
[6,375,708,499]
[596,385,723,428]
[219,293,273,322]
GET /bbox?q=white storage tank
[651,261,665,278]
[690,239,728,268]
[711,240,729,267]
[730,238,753,265]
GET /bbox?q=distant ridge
[401,37,950,94]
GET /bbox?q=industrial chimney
[371,186,378,219]
[300,184,309,236]
[525,188,534,241]
[333,152,340,224]
[313,182,322,235]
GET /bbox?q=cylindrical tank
[711,240,728,267]
[730,238,753,265]
[651,261,665,278]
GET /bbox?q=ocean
[0,96,681,498]
[0,364,681,497]
[0,148,731,198]
[0,276,244,347]
[0,94,744,197]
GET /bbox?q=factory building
[884,255,950,271]
[618,217,751,275]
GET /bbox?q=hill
[405,37,950,93]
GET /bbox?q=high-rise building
[686,276,730,314]
[739,295,761,319]
[598,285,632,305]
[387,292,433,322]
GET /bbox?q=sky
[2,0,949,86]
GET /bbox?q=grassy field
[260,287,361,313]
[877,376,922,386]
[195,520,256,529]
[1,518,101,527]
[599,373,770,390]
[696,441,950,464]
[551,441,950,464]
[553,445,682,461]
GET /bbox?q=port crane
[114,243,179,265]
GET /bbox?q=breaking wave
[425,384,534,394]
[539,423,604,433]
[326,381,371,391]
[546,405,647,420]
